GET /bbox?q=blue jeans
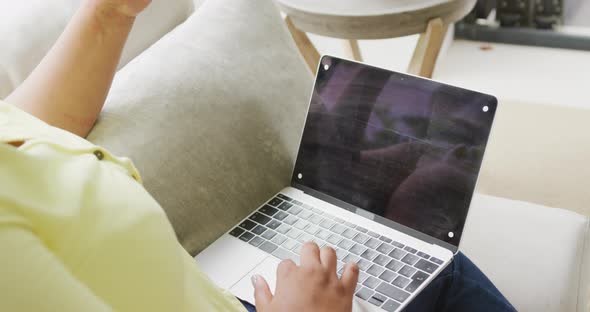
[239,252,517,312]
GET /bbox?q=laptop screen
[292,56,497,247]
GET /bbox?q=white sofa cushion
[88,0,312,255]
[0,0,193,98]
[462,194,589,312]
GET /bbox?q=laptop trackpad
[231,256,280,305]
[195,234,268,290]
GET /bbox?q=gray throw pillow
[88,0,312,255]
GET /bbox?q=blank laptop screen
[292,56,497,246]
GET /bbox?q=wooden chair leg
[284,16,321,73]
[343,39,363,61]
[407,18,448,78]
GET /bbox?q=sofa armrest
[461,194,589,312]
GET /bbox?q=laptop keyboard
[229,193,444,311]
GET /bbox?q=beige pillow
[88,0,312,255]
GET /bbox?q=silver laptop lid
[291,56,498,253]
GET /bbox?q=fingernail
[251,275,258,287]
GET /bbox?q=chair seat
[275,0,476,39]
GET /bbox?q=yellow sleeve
[0,223,113,312]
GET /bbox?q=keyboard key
[373,254,390,266]
[344,221,356,228]
[358,259,372,271]
[367,264,385,277]
[297,233,314,243]
[382,299,401,312]
[376,243,394,255]
[239,219,257,231]
[277,202,293,211]
[385,259,404,272]
[342,228,357,239]
[288,205,303,215]
[356,226,368,233]
[294,219,309,230]
[252,225,266,235]
[358,271,368,283]
[361,249,378,261]
[392,275,411,288]
[343,254,360,264]
[271,235,287,245]
[273,211,289,221]
[229,227,245,237]
[368,293,387,307]
[417,251,430,259]
[249,236,264,247]
[276,194,292,201]
[327,234,342,245]
[353,233,369,244]
[276,224,291,235]
[302,204,313,209]
[266,219,281,230]
[391,241,405,248]
[319,219,336,230]
[287,229,302,240]
[389,248,407,260]
[379,236,392,243]
[376,282,410,303]
[363,276,381,289]
[378,270,397,283]
[239,232,255,242]
[272,248,299,264]
[399,265,417,278]
[268,197,283,207]
[335,248,348,260]
[330,224,347,234]
[258,241,278,254]
[304,224,320,235]
[430,257,444,265]
[404,246,418,254]
[365,238,381,249]
[259,205,278,216]
[337,239,354,250]
[282,239,298,250]
[309,214,323,224]
[349,244,366,255]
[316,229,331,240]
[414,259,439,274]
[261,230,277,240]
[283,215,298,225]
[401,254,419,265]
[311,207,323,215]
[249,212,271,225]
[299,210,313,220]
[292,200,303,206]
[355,287,373,300]
[367,231,380,238]
[406,271,429,293]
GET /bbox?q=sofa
[0,1,588,311]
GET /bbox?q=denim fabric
[239,253,516,312]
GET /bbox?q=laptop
[195,55,498,311]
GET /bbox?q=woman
[0,1,517,311]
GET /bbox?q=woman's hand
[94,0,152,18]
[253,243,359,312]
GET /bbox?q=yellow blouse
[0,101,246,312]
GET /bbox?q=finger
[300,242,321,267]
[340,262,359,294]
[252,274,273,311]
[319,246,337,272]
[277,259,297,279]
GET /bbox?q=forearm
[6,1,135,137]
